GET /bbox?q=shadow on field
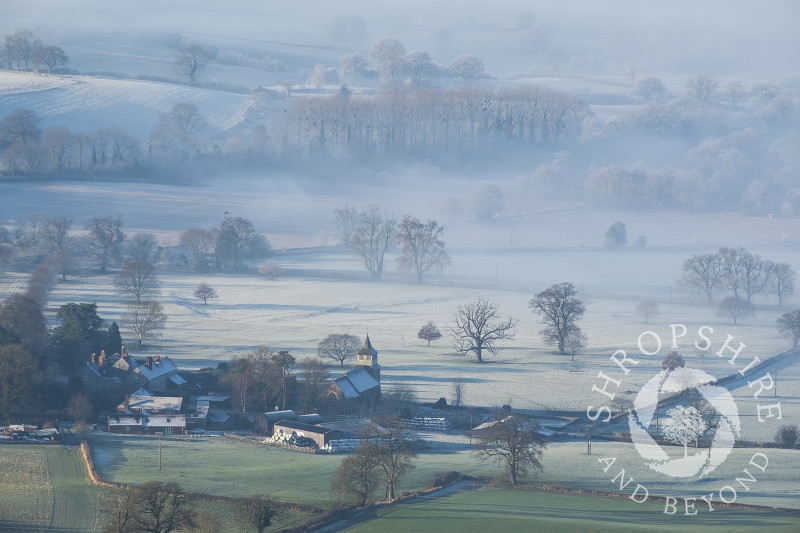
[0,520,78,532]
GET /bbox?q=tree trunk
[475,346,483,363]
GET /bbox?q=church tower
[356,335,381,382]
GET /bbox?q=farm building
[271,420,350,449]
[116,389,183,414]
[326,336,382,413]
[83,349,186,395]
[193,394,233,430]
[254,410,323,434]
[107,413,186,435]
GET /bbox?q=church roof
[357,335,378,357]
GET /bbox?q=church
[325,335,381,413]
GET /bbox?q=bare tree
[529,282,585,355]
[396,216,450,282]
[473,413,546,485]
[740,254,773,303]
[331,441,381,507]
[193,283,218,305]
[83,215,124,273]
[258,261,282,280]
[179,228,215,271]
[33,44,68,73]
[417,321,442,346]
[332,203,358,247]
[237,495,279,533]
[360,415,416,500]
[133,481,196,533]
[450,55,485,83]
[718,247,747,299]
[681,253,723,302]
[635,300,660,324]
[173,44,210,85]
[451,375,466,408]
[770,262,796,306]
[565,330,587,362]
[123,300,167,349]
[777,310,800,349]
[622,61,639,87]
[300,357,329,413]
[369,38,406,82]
[115,260,161,302]
[661,351,686,370]
[127,233,158,262]
[318,333,360,367]
[41,215,74,280]
[450,298,517,363]
[685,72,719,111]
[150,102,207,156]
[717,296,752,325]
[351,205,396,280]
[1,108,41,147]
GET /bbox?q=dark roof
[272,420,338,435]
[357,335,378,357]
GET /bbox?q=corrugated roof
[120,395,182,413]
[261,410,297,423]
[273,420,336,435]
[318,418,382,436]
[195,395,230,403]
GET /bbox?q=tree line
[3,30,68,73]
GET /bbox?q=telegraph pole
[159,439,162,470]
[585,425,592,455]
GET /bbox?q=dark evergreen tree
[105,321,122,355]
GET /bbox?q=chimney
[91,353,96,363]
[98,355,104,367]
[124,395,129,410]
[146,356,152,369]
[122,346,126,358]
[154,355,160,362]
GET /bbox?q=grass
[0,444,100,532]
[88,434,800,512]
[339,488,800,533]
[87,433,498,509]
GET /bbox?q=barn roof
[273,420,337,435]
[121,395,183,413]
[260,410,297,423]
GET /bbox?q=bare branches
[450,298,517,363]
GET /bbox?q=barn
[271,420,349,449]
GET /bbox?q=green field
[0,444,100,532]
[0,443,310,532]
[88,434,800,511]
[340,488,800,533]
[88,433,499,508]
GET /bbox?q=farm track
[45,446,100,532]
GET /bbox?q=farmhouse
[107,413,186,435]
[83,349,187,395]
[326,336,382,413]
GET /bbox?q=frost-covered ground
[0,182,798,442]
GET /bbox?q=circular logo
[629,367,741,478]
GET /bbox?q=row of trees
[3,30,68,73]
[102,480,279,533]
[0,108,139,176]
[1,211,270,277]
[681,247,795,305]
[278,86,589,161]
[333,204,450,282]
